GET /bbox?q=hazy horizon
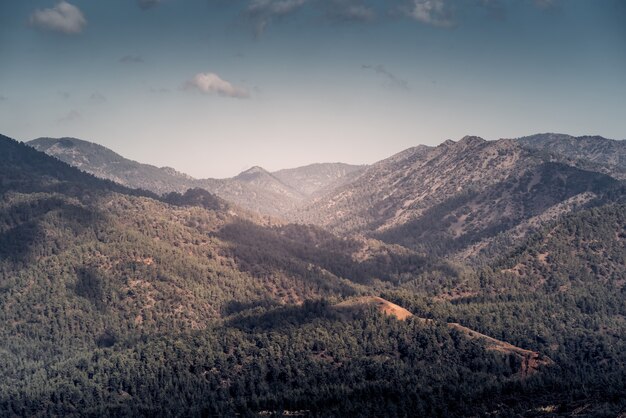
[1,0,625,177]
[24,130,624,180]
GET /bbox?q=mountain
[517,133,626,176]
[294,136,529,232]
[378,161,620,259]
[294,136,622,259]
[3,134,430,328]
[27,137,363,217]
[2,132,572,415]
[5,132,626,415]
[28,137,194,194]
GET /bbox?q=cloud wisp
[244,0,376,34]
[244,0,308,36]
[322,0,376,23]
[362,64,409,90]
[89,93,107,104]
[29,1,87,34]
[238,0,561,35]
[407,0,455,28]
[184,72,250,99]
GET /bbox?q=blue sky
[0,0,625,177]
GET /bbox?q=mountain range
[28,137,365,216]
[296,135,623,260]
[31,134,624,261]
[1,132,624,416]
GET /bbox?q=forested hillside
[0,134,520,416]
[3,133,626,416]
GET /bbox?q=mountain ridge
[516,132,626,179]
[29,134,625,260]
[292,134,623,260]
[27,137,364,216]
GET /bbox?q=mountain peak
[242,165,268,174]
[30,136,98,148]
[438,136,485,149]
[235,165,271,180]
[458,135,486,145]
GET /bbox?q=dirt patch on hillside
[335,296,553,377]
[447,322,554,377]
[335,296,413,320]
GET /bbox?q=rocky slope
[517,133,626,176]
[294,136,622,258]
[293,136,532,232]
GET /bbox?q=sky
[0,0,625,178]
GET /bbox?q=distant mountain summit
[235,166,271,181]
[27,137,364,217]
[232,166,304,200]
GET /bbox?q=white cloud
[408,0,455,28]
[29,1,87,34]
[184,73,250,99]
[245,0,308,35]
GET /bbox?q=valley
[4,2,623,415]
[1,132,624,416]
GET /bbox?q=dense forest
[1,134,625,416]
